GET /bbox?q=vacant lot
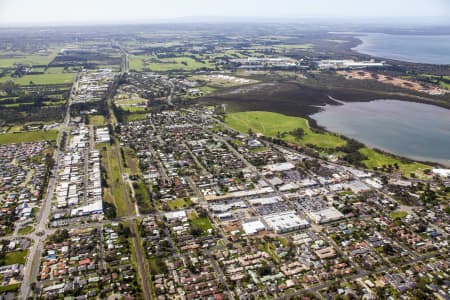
[0,130,58,144]
[88,115,107,126]
[190,216,214,235]
[100,144,130,217]
[226,111,346,149]
[0,250,28,266]
[167,198,192,210]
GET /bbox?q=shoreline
[307,99,450,168]
[350,32,450,65]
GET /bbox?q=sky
[0,0,449,25]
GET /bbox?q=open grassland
[88,115,107,127]
[18,225,34,235]
[0,69,74,85]
[123,147,141,175]
[390,211,408,220]
[275,43,314,49]
[225,111,346,149]
[167,198,192,210]
[0,283,20,293]
[359,147,432,177]
[100,144,129,217]
[0,48,60,68]
[189,214,214,235]
[0,130,58,144]
[125,113,148,122]
[130,55,212,71]
[0,250,28,266]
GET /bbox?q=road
[19,73,79,300]
[167,81,174,106]
[117,43,129,74]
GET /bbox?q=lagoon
[311,100,450,166]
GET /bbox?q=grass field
[100,144,129,217]
[189,216,214,235]
[18,225,34,235]
[125,113,148,122]
[0,130,58,145]
[88,115,107,126]
[276,43,314,49]
[0,48,60,68]
[0,250,28,266]
[225,111,346,149]
[130,55,212,71]
[167,198,192,210]
[390,211,408,220]
[0,70,74,85]
[148,257,166,275]
[0,283,20,293]
[123,147,141,175]
[359,147,431,177]
[121,106,147,112]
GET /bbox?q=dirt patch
[338,70,447,96]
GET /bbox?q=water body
[352,33,450,65]
[310,100,450,166]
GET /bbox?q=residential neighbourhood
[0,22,449,300]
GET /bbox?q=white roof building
[308,207,344,224]
[242,220,266,235]
[263,211,309,233]
[265,162,295,172]
[432,169,450,177]
[164,210,187,221]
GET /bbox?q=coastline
[308,99,450,168]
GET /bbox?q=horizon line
[1,15,450,28]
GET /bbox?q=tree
[2,80,20,96]
[257,264,272,277]
[290,128,305,140]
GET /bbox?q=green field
[167,198,192,210]
[0,130,58,145]
[0,48,60,68]
[0,250,28,266]
[189,216,214,235]
[130,55,212,71]
[101,144,130,217]
[125,113,148,122]
[0,283,20,293]
[276,43,314,49]
[390,211,408,220]
[88,115,107,126]
[18,225,34,235]
[359,147,431,177]
[225,111,346,149]
[0,70,74,85]
[148,257,166,275]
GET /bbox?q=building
[308,207,345,224]
[263,211,310,234]
[242,220,266,235]
[318,59,385,70]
